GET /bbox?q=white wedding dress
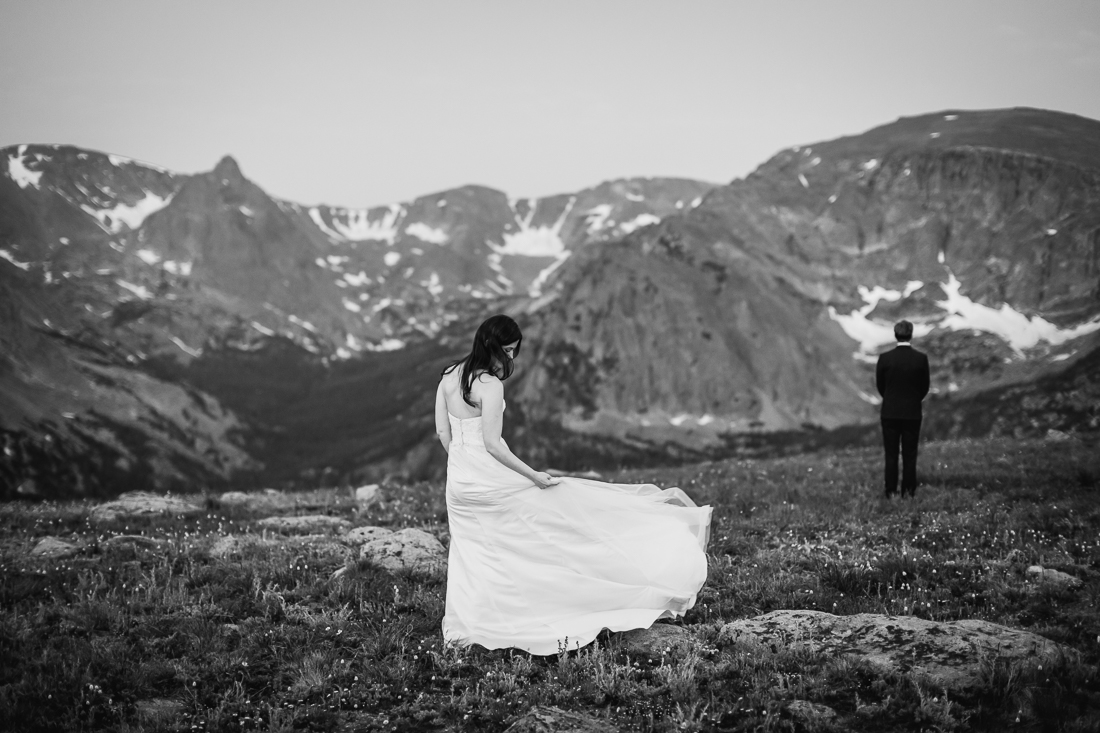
[442,409,712,655]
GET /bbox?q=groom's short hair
[894,320,914,341]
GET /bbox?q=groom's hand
[534,472,561,490]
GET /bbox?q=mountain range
[2,107,1098,499]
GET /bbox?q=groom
[876,320,930,498]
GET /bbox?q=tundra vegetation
[1,435,1098,732]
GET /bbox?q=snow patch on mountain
[0,249,32,270]
[830,274,1100,356]
[529,252,571,298]
[163,260,192,276]
[618,213,661,234]
[82,191,173,233]
[497,196,576,256]
[136,249,161,265]
[343,271,371,287]
[7,145,43,189]
[584,204,613,234]
[168,335,202,358]
[287,315,317,333]
[405,222,448,244]
[936,272,1100,351]
[116,280,153,300]
[335,205,404,242]
[424,272,443,296]
[364,338,405,352]
[828,281,932,354]
[251,321,276,337]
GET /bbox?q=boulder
[30,537,80,559]
[209,534,271,559]
[215,489,288,512]
[617,624,695,661]
[355,484,381,509]
[359,527,445,573]
[720,610,1067,691]
[1026,565,1083,589]
[504,705,618,733]
[103,534,164,551]
[345,526,394,546]
[135,698,186,724]
[284,534,353,559]
[89,491,203,523]
[787,700,837,723]
[256,515,351,534]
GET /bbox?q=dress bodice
[448,413,485,448]
[447,400,503,449]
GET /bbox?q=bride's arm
[434,380,451,454]
[475,376,559,489]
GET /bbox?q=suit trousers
[881,418,921,496]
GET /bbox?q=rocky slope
[2,107,1098,495]
[0,143,715,496]
[503,108,1100,465]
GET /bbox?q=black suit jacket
[876,345,930,420]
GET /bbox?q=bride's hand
[533,472,561,490]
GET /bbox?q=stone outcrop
[616,624,694,662]
[345,526,394,546]
[30,537,80,559]
[256,515,351,534]
[786,700,837,724]
[504,705,618,733]
[355,484,381,509]
[103,534,164,551]
[209,534,271,559]
[357,527,445,573]
[720,610,1067,691]
[1027,565,1083,590]
[89,492,204,523]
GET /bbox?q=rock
[217,491,252,505]
[135,698,186,723]
[355,484,381,508]
[1045,429,1072,442]
[345,526,394,546]
[16,479,39,496]
[787,700,837,723]
[209,534,271,559]
[215,490,289,512]
[359,527,445,573]
[504,705,618,733]
[257,515,351,534]
[103,534,163,551]
[284,534,352,558]
[720,610,1066,691]
[30,537,80,559]
[617,624,695,661]
[90,491,203,523]
[1027,565,1083,589]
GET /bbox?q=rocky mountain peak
[213,155,244,182]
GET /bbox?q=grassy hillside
[1,435,1099,731]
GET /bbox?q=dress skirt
[442,413,712,655]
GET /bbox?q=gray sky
[2,0,1099,208]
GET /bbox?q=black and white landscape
[2,107,1099,499]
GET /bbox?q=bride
[435,314,712,655]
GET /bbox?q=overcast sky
[2,1,1098,208]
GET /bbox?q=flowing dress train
[442,412,712,655]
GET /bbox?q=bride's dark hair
[442,314,523,407]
